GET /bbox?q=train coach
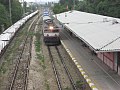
[42,15,61,45]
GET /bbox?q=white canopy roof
[55,10,120,52]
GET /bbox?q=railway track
[8,14,39,90]
[47,46,78,90]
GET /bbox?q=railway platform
[60,29,120,90]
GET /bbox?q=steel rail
[9,15,38,90]
[47,46,62,90]
[55,46,78,90]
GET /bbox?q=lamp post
[23,0,25,16]
[73,0,75,10]
[30,2,33,12]
[9,0,12,24]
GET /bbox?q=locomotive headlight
[49,26,54,30]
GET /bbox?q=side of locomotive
[42,15,61,45]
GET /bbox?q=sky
[23,0,59,3]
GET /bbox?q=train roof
[55,10,120,52]
[43,16,51,21]
[0,33,13,41]
[43,12,49,16]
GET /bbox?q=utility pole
[1,25,5,32]
[73,0,75,10]
[30,2,33,12]
[23,0,25,16]
[9,0,12,24]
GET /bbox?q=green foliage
[0,3,10,33]
[0,62,7,74]
[35,31,45,69]
[76,80,86,89]
[53,0,119,18]
[78,0,120,18]
[0,0,9,9]
[11,0,22,23]
[0,0,22,32]
[53,4,67,14]
[63,87,71,90]
[53,0,79,14]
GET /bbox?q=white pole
[23,0,25,16]
[73,0,75,10]
[9,0,12,24]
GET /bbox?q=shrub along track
[0,13,39,90]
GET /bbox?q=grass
[63,87,71,90]
[28,31,35,36]
[76,80,86,89]
[35,40,41,52]
[35,26,50,90]
[0,62,7,74]
[35,30,47,69]
[35,31,44,64]
[45,79,50,90]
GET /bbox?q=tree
[77,0,120,18]
[0,0,23,32]
[11,0,22,23]
[53,0,79,14]
[53,3,66,14]
[0,3,10,33]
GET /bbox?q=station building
[54,10,120,75]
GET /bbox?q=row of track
[9,13,40,90]
[47,46,78,90]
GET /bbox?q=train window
[44,29,59,33]
[44,29,48,31]
[44,29,51,33]
[52,29,59,32]
[45,19,53,24]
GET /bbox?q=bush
[0,3,10,32]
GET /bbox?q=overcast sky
[23,0,59,3]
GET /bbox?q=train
[42,10,61,45]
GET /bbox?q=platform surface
[60,29,120,90]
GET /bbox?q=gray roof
[55,10,120,52]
